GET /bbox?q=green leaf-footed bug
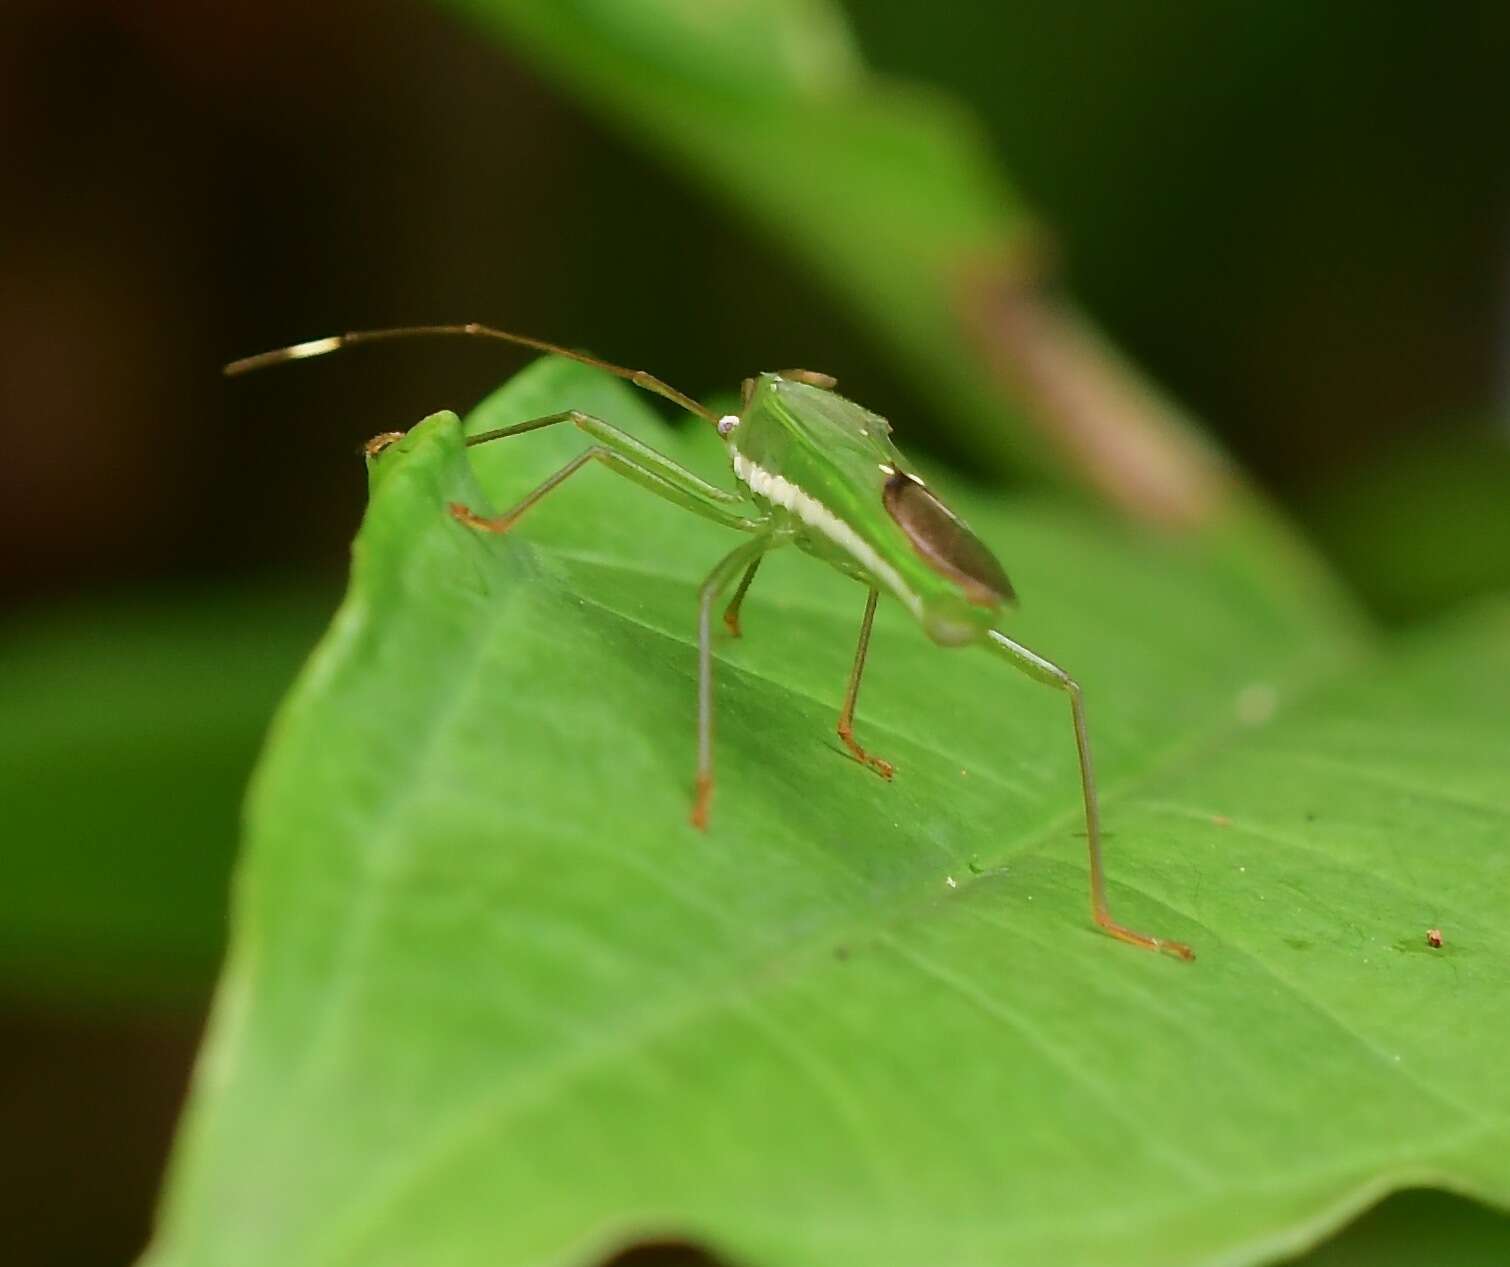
[227,323,1194,961]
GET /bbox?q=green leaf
[146,362,1507,1267]
[0,590,330,1006]
[1295,424,1510,624]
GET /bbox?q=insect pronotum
[227,323,1194,961]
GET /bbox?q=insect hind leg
[986,628,1193,961]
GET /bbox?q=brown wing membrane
[883,473,1016,606]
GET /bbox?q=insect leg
[693,533,787,830]
[986,629,1194,961]
[836,589,894,780]
[450,449,597,534]
[447,410,759,534]
[721,557,763,636]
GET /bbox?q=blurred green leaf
[439,0,1238,527]
[0,590,330,1005]
[1297,425,1510,624]
[146,362,1507,1267]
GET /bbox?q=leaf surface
[147,362,1509,1267]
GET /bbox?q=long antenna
[223,322,718,424]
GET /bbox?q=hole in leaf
[1284,1188,1510,1264]
[598,1238,727,1267]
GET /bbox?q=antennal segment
[223,322,717,424]
[224,337,344,376]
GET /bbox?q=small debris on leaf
[1426,928,1444,949]
[1235,683,1278,725]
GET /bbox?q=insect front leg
[693,533,788,830]
[986,629,1194,961]
[837,588,894,780]
[445,409,761,534]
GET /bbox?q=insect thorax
[728,375,1012,646]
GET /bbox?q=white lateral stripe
[731,451,921,618]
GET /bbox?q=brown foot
[364,431,405,458]
[690,773,713,830]
[447,502,515,534]
[837,724,895,781]
[722,605,743,638]
[1095,911,1195,961]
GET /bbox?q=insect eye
[717,414,740,436]
[882,473,1015,606]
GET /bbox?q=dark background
[2,3,1507,1264]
